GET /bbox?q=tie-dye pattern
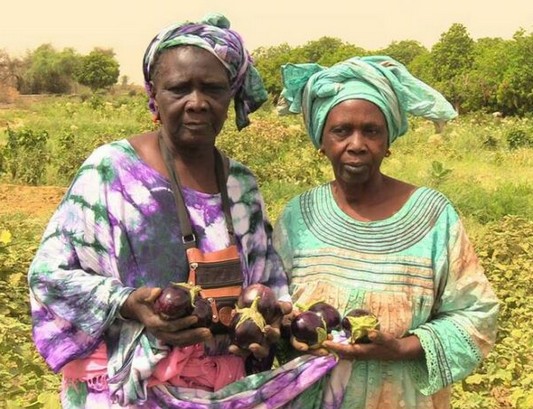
[30,139,347,408]
[272,184,500,409]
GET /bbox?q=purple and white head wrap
[143,13,267,130]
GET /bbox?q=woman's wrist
[117,289,138,321]
[398,335,424,360]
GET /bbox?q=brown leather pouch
[186,245,243,333]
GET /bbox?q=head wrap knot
[280,56,457,148]
[143,13,267,130]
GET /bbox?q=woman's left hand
[321,331,423,361]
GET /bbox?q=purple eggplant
[237,283,282,324]
[306,301,341,333]
[191,297,213,328]
[153,282,202,320]
[229,297,266,349]
[290,310,328,349]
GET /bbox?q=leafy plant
[428,160,453,187]
[3,127,50,185]
[0,215,61,408]
[506,128,532,150]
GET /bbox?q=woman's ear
[149,81,157,98]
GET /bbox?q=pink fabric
[60,342,245,392]
[61,342,108,380]
[148,343,245,391]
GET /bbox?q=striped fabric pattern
[272,183,499,409]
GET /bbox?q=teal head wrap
[280,56,457,148]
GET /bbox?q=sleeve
[260,217,291,303]
[272,202,296,283]
[28,147,134,372]
[227,162,290,303]
[407,209,500,395]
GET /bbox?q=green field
[0,95,532,408]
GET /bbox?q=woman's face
[151,46,232,150]
[321,99,389,187]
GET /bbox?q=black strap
[158,132,235,249]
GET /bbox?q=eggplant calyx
[169,282,203,307]
[346,315,379,344]
[235,296,266,331]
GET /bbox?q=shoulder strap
[158,133,235,249]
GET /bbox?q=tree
[317,43,368,67]
[0,49,23,89]
[430,23,475,111]
[20,44,81,94]
[75,48,120,91]
[460,37,509,112]
[408,52,435,86]
[253,43,307,99]
[497,29,533,115]
[378,40,428,66]
[301,37,345,63]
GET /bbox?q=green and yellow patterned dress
[273,183,500,409]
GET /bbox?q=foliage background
[0,93,532,408]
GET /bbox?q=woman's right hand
[119,287,213,347]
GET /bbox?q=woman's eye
[331,127,348,136]
[206,84,229,95]
[364,127,381,136]
[170,86,188,95]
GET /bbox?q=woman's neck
[170,148,218,193]
[331,174,415,222]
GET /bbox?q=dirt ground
[0,183,66,217]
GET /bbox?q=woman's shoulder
[83,139,136,166]
[411,186,454,207]
[281,184,330,214]
[408,186,460,221]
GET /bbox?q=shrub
[506,128,532,150]
[3,127,50,185]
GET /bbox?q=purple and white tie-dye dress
[28,139,339,408]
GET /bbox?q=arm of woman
[28,151,136,372]
[405,211,500,395]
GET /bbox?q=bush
[446,182,533,224]
[3,127,50,185]
[453,216,533,409]
[507,128,532,149]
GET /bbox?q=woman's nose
[347,132,367,151]
[185,90,208,111]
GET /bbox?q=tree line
[0,45,120,94]
[1,23,532,115]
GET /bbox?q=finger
[228,344,251,358]
[279,301,293,315]
[161,315,199,331]
[249,343,270,359]
[309,347,329,357]
[160,327,212,347]
[264,325,281,343]
[367,329,383,344]
[143,287,162,303]
[290,336,309,352]
[322,340,353,354]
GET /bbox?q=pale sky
[2,0,532,85]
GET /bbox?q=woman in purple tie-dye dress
[28,13,339,409]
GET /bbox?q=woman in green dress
[273,56,500,409]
